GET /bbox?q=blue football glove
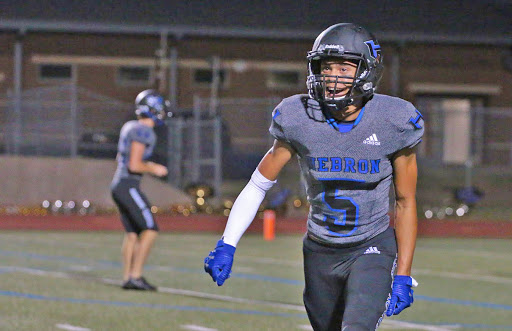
[386,275,418,316]
[204,239,236,286]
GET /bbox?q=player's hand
[204,239,236,286]
[151,163,168,177]
[386,275,418,316]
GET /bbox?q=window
[193,69,227,86]
[117,66,151,85]
[39,64,72,80]
[267,70,302,89]
[415,95,486,165]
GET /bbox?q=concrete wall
[0,156,192,207]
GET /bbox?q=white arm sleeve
[222,168,277,247]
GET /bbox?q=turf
[0,231,511,330]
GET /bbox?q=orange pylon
[263,209,276,241]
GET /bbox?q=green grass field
[1,231,511,331]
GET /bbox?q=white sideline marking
[67,265,93,272]
[300,320,459,331]
[180,325,218,331]
[5,266,306,311]
[9,259,512,287]
[157,286,305,311]
[380,320,460,330]
[417,247,512,260]
[56,323,91,331]
[4,266,70,278]
[229,266,253,272]
[414,268,512,285]
[239,256,302,267]
[5,262,512,288]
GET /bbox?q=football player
[204,23,423,330]
[111,89,170,291]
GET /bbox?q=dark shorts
[303,227,397,331]
[111,178,159,234]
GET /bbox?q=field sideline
[1,231,511,331]
[1,214,512,238]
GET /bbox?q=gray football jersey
[269,94,424,245]
[112,120,156,182]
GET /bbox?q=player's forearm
[129,161,158,174]
[394,197,418,276]
[222,169,276,247]
[222,182,265,247]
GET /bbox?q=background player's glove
[386,275,418,316]
[204,239,236,286]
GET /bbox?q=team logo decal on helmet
[134,89,171,126]
[306,23,384,112]
[364,40,381,60]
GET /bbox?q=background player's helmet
[134,89,171,126]
[307,23,384,112]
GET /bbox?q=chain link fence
[1,88,511,218]
[166,96,280,199]
[414,104,512,220]
[1,85,127,158]
[418,105,512,167]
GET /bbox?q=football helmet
[134,89,171,126]
[306,23,384,112]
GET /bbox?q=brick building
[0,0,511,165]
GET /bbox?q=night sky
[1,0,511,40]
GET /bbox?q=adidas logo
[364,246,381,254]
[363,134,380,145]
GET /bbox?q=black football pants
[111,178,159,234]
[303,227,397,331]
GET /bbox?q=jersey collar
[325,106,366,133]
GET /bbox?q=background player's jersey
[112,120,156,183]
[269,94,424,246]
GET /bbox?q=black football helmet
[134,89,171,126]
[306,23,384,112]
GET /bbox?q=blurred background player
[204,23,424,330]
[111,89,170,291]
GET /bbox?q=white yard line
[4,260,512,287]
[180,325,218,331]
[417,247,512,260]
[5,266,306,311]
[5,266,70,278]
[67,265,94,272]
[380,320,460,331]
[1,265,500,331]
[236,256,302,267]
[300,320,459,331]
[231,266,254,272]
[414,268,512,285]
[156,286,305,311]
[5,261,512,289]
[55,323,91,331]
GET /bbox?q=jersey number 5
[321,181,359,236]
